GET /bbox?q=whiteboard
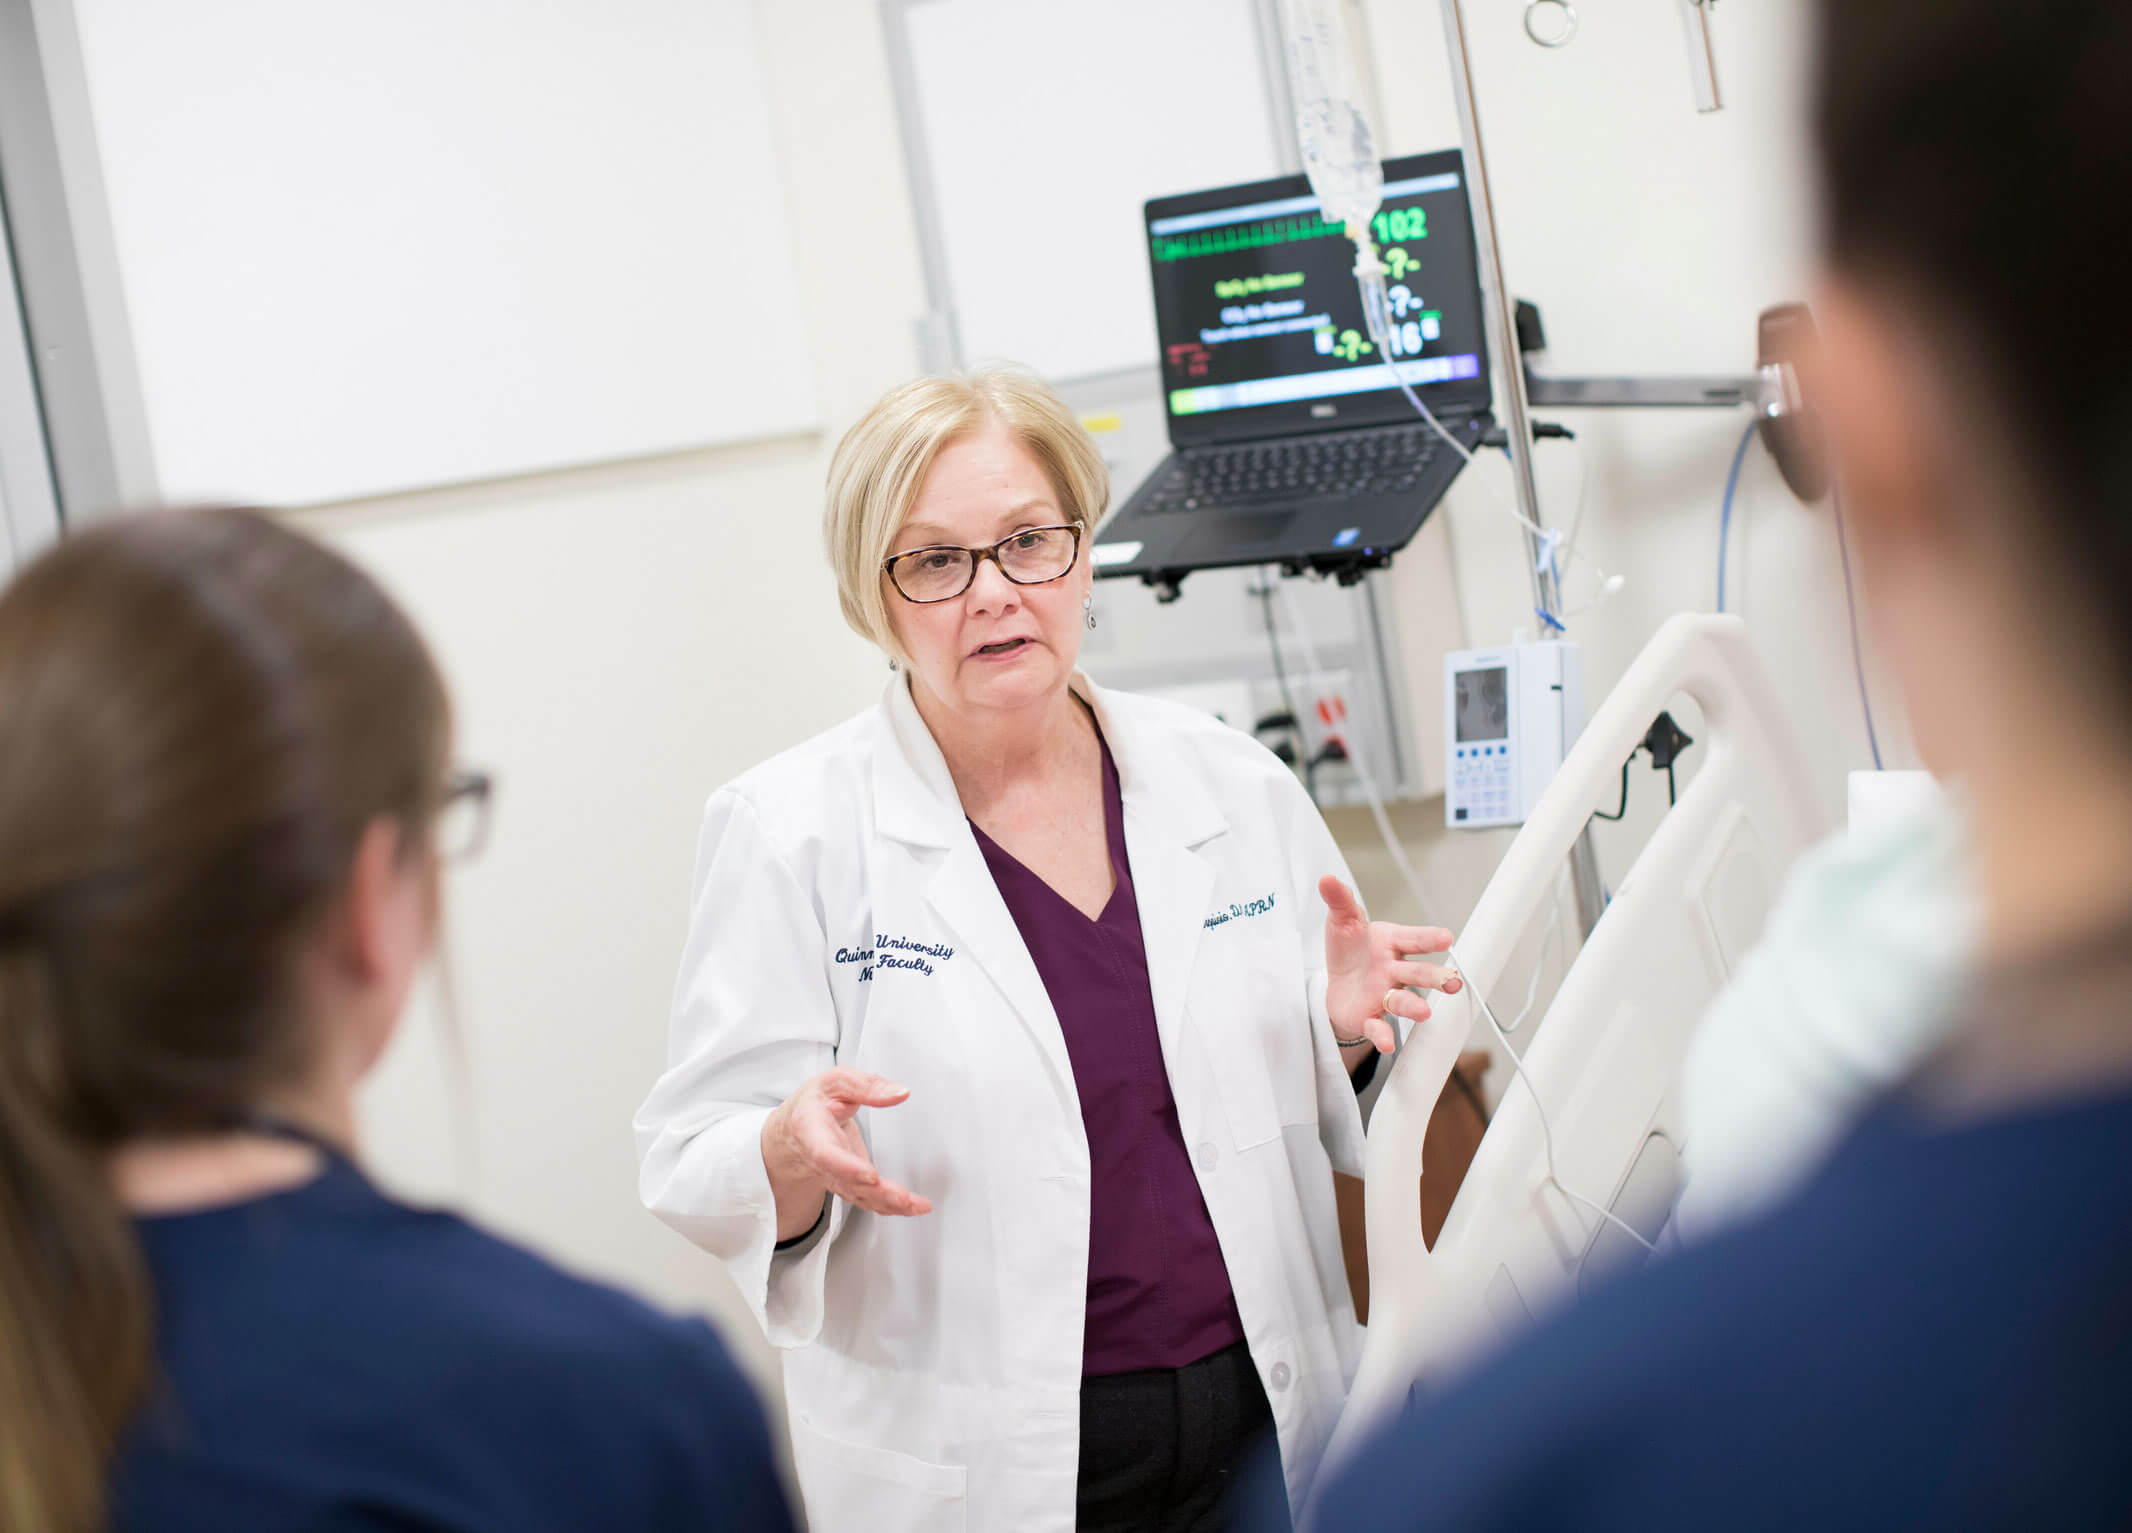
[901,0,1288,382]
[67,0,819,506]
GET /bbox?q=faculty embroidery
[835,933,955,982]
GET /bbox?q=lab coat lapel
[1124,815,1217,1076]
[874,676,1079,1104]
[923,841,1079,1099]
[1081,680,1228,1074]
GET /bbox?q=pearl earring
[1084,594,1097,630]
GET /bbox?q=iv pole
[1437,0,1609,936]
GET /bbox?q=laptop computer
[1092,147,1493,597]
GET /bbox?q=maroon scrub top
[970,731,1247,1377]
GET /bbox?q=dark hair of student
[0,508,451,1531]
[1813,0,2132,725]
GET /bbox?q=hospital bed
[1329,614,1829,1463]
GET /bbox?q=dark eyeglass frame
[881,523,1083,605]
[437,768,495,864]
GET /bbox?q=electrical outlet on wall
[1291,669,1354,752]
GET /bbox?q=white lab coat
[636,672,1367,1532]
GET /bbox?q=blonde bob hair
[824,369,1109,665]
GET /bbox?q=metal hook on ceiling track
[1524,0,1576,47]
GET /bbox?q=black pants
[1076,1341,1291,1533]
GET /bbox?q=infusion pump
[1444,641,1585,828]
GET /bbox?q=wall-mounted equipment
[1444,641,1585,829]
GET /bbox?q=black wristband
[773,1198,829,1252]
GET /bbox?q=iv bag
[1276,0,1382,236]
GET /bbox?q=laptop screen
[1144,149,1490,446]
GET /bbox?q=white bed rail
[1331,614,1828,1463]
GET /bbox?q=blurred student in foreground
[0,509,793,1532]
[1281,0,2132,1526]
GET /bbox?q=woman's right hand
[760,1068,932,1241]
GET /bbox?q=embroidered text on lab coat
[1203,892,1278,929]
[835,933,956,982]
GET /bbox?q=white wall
[57,0,1904,1448]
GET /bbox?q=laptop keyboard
[1146,423,1447,513]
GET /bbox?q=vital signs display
[1144,153,1487,434]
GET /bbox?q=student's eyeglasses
[882,525,1082,604]
[435,769,495,864]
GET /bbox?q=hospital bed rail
[1328,613,1829,1467]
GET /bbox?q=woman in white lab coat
[635,370,1460,1533]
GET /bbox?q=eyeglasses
[882,524,1082,605]
[435,769,495,864]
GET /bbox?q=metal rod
[1565,821,1606,936]
[1438,0,1553,618]
[0,174,64,562]
[1438,0,1607,936]
[0,0,158,519]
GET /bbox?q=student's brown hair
[1814,0,2132,726]
[0,508,450,1530]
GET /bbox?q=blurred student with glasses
[635,369,1464,1531]
[0,509,793,1532]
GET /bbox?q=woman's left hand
[1320,875,1461,1055]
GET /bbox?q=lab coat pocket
[789,1415,968,1533]
[1198,967,1285,1151]
[1230,939,1326,1134]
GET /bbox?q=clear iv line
[1357,250,1622,618]
[1274,579,1658,1262]
[1500,870,1567,1034]
[1462,948,1660,1258]
[1271,579,1442,918]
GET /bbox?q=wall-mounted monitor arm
[1514,298,1829,502]
[1521,368,1765,410]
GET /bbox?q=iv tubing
[1273,582,1659,1260]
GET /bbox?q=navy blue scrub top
[1270,1087,2132,1532]
[112,1151,794,1532]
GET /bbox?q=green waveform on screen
[1152,214,1346,264]
[1155,205,1429,265]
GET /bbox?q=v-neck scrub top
[971,733,1247,1378]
